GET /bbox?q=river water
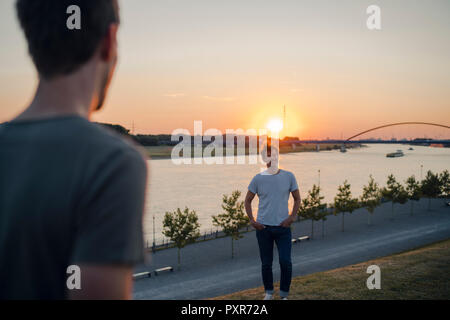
[143,144,450,243]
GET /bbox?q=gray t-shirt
[248,169,298,226]
[0,115,148,299]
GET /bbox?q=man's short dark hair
[16,0,119,80]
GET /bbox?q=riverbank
[214,238,450,300]
[133,197,450,299]
[144,143,364,160]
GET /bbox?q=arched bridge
[345,122,450,142]
[285,122,450,145]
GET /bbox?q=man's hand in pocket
[280,216,295,228]
[251,220,265,230]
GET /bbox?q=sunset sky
[0,0,449,139]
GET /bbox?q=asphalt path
[133,198,450,299]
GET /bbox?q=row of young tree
[162,170,449,267]
[301,169,449,236]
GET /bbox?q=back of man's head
[16,0,119,80]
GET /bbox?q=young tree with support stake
[162,207,200,269]
[297,197,308,220]
[334,181,358,232]
[421,170,441,211]
[381,174,408,219]
[297,197,309,233]
[317,206,328,238]
[212,190,250,259]
[301,185,326,239]
[405,175,421,216]
[360,175,382,226]
[439,170,450,201]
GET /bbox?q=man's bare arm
[244,190,265,230]
[290,189,301,220]
[280,189,301,227]
[67,264,133,300]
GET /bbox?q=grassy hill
[213,238,450,300]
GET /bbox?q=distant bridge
[282,122,450,146]
[344,122,450,142]
[294,139,450,145]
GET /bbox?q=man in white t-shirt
[244,147,301,300]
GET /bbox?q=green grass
[144,146,175,159]
[213,238,450,300]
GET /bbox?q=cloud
[163,93,185,98]
[202,96,236,102]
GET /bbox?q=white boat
[386,150,404,158]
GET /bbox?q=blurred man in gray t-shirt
[0,0,147,299]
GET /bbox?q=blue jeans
[256,225,292,298]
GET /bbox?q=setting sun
[266,118,284,134]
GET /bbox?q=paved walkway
[133,198,450,300]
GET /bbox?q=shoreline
[144,143,365,160]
